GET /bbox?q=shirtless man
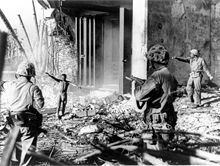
[46,72,77,120]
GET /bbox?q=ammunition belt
[9,110,42,128]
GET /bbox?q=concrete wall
[211,1,220,85]
[132,0,148,80]
[148,0,220,86]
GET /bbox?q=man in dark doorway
[46,72,77,120]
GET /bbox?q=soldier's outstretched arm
[172,56,190,63]
[45,72,60,82]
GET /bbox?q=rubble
[1,88,220,165]
[78,125,101,135]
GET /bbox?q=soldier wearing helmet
[0,61,44,166]
[172,49,213,108]
[135,44,178,150]
[15,61,36,78]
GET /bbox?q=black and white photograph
[1,0,220,165]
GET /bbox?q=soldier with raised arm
[172,49,213,108]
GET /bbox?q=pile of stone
[2,88,220,165]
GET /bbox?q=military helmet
[146,44,169,65]
[16,61,36,77]
[190,49,199,56]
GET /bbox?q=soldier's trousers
[11,126,37,166]
[186,76,202,105]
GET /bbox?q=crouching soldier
[1,61,44,166]
[135,44,178,150]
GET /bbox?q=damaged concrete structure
[38,0,140,94]
[38,0,220,94]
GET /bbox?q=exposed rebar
[18,14,33,53]
[32,0,40,39]
[0,8,27,59]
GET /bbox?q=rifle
[125,75,145,85]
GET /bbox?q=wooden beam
[146,149,219,165]
[0,126,20,166]
[143,153,169,165]
[119,7,125,94]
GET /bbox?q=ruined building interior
[1,0,220,165]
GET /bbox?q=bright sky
[0,0,44,49]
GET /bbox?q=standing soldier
[1,61,44,166]
[172,49,213,108]
[45,72,77,120]
[135,44,178,149]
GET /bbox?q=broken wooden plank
[146,149,219,165]
[185,142,220,147]
[16,142,67,165]
[172,143,220,163]
[110,145,138,151]
[143,153,169,165]
[74,139,131,162]
[143,129,220,141]
[0,126,20,166]
[74,149,101,162]
[91,142,138,165]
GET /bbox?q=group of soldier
[134,44,213,150]
[0,44,213,165]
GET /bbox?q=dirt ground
[1,86,220,165]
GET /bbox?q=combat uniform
[135,44,178,149]
[175,56,212,106]
[135,66,178,141]
[1,62,44,166]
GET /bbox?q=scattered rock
[78,125,101,135]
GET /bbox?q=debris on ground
[1,87,220,165]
